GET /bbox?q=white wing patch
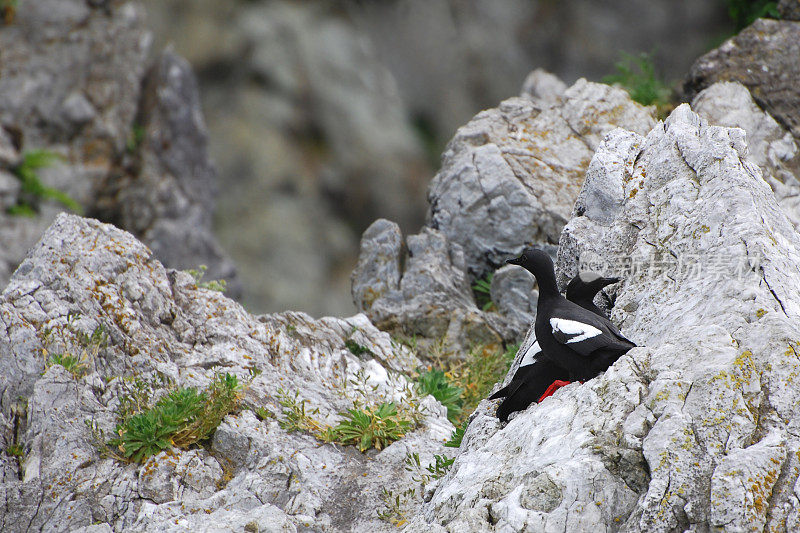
[550,318,602,344]
[519,341,541,367]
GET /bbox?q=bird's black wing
[549,304,635,357]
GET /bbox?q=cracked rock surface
[0,214,451,532]
[352,78,656,351]
[407,104,800,531]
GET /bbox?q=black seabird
[491,268,623,421]
[511,248,634,382]
[565,272,620,318]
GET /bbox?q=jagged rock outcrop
[0,0,238,298]
[0,215,451,532]
[353,78,655,350]
[408,104,800,531]
[427,79,656,277]
[692,81,800,231]
[683,19,800,139]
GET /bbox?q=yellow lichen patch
[756,308,767,318]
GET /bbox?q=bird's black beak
[600,277,621,287]
[506,255,523,266]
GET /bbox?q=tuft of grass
[445,420,467,448]
[47,353,89,378]
[377,487,416,526]
[276,388,330,435]
[726,0,780,30]
[41,313,108,379]
[9,149,82,215]
[472,273,495,311]
[331,402,411,452]
[102,373,244,463]
[415,369,463,423]
[603,52,673,115]
[187,265,227,292]
[254,407,274,421]
[448,343,518,421]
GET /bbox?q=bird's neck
[535,269,560,299]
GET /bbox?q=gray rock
[692,81,800,231]
[520,69,568,103]
[427,79,656,278]
[489,265,537,328]
[683,19,800,139]
[351,219,403,313]
[112,49,240,296]
[410,104,800,531]
[0,214,452,532]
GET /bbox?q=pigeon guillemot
[491,268,623,421]
[510,248,634,383]
[565,272,620,318]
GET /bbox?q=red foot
[537,380,572,402]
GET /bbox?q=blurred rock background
[0,0,728,318]
[139,0,734,317]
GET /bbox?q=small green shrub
[345,339,371,357]
[106,373,243,463]
[603,52,672,112]
[187,265,227,292]
[8,149,82,215]
[415,369,463,423]
[472,273,495,311]
[331,402,411,452]
[726,0,780,30]
[47,353,89,378]
[445,420,467,448]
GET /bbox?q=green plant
[726,0,780,30]
[449,343,518,421]
[377,487,416,526]
[254,407,274,421]
[331,402,411,452]
[47,353,89,378]
[126,123,145,153]
[345,339,371,357]
[106,373,244,463]
[8,149,82,215]
[405,452,454,484]
[602,52,672,112]
[415,369,463,423]
[6,443,23,457]
[187,265,227,292]
[276,388,330,435]
[40,314,108,379]
[472,273,495,311]
[445,420,467,448]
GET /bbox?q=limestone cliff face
[407,105,800,532]
[0,214,451,532]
